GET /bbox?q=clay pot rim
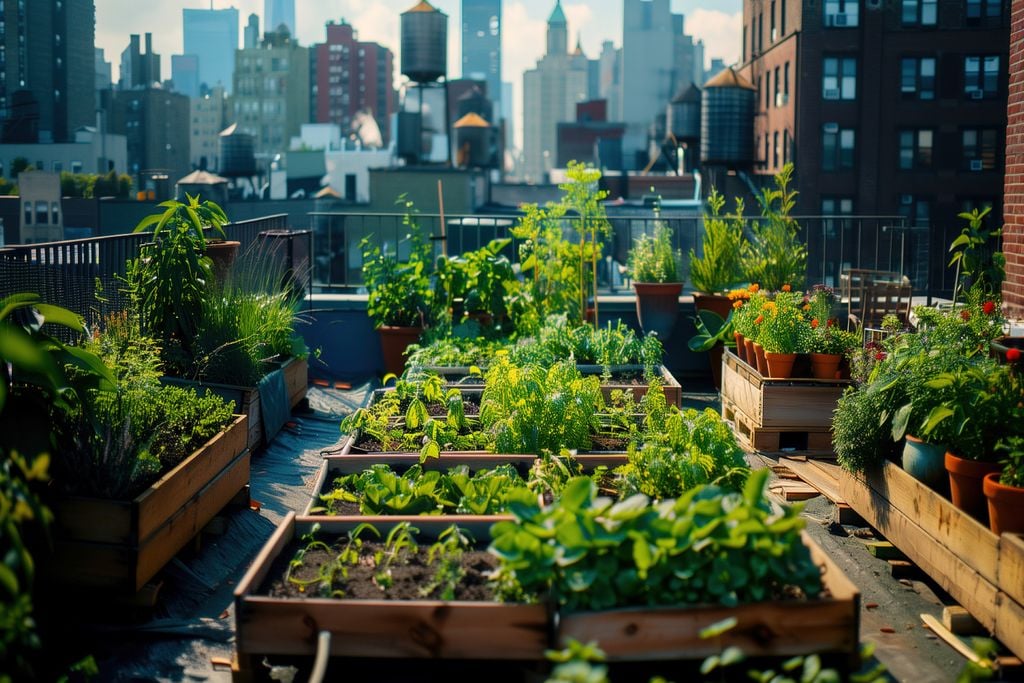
[945,451,1002,476]
[983,471,1022,497]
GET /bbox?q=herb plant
[690,188,746,294]
[628,220,682,284]
[741,164,807,291]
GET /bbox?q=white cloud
[686,8,742,68]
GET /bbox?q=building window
[742,26,747,62]
[764,135,770,167]
[23,203,31,225]
[35,200,47,225]
[758,13,763,52]
[899,195,931,226]
[783,129,790,164]
[961,128,998,170]
[966,0,1003,22]
[773,130,780,168]
[773,66,780,106]
[898,129,934,169]
[901,0,937,25]
[964,55,999,99]
[822,124,855,171]
[51,202,59,224]
[900,57,936,99]
[784,62,790,100]
[766,70,772,109]
[824,0,859,26]
[781,0,787,35]
[771,0,777,41]
[822,197,854,215]
[823,57,857,100]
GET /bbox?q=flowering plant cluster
[730,284,859,357]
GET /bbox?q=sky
[95,0,742,146]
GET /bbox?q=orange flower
[782,284,792,292]
[733,300,743,309]
[811,318,819,329]
[749,283,760,293]
[803,304,811,311]
[755,315,764,325]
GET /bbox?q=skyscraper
[183,7,240,94]
[120,34,161,90]
[234,27,309,155]
[244,13,261,49]
[522,0,588,182]
[0,0,95,143]
[172,54,201,99]
[461,0,501,119]
[265,0,296,36]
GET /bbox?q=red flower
[755,315,764,325]
[874,351,887,361]
[811,318,820,329]
[782,284,792,292]
[960,310,971,321]
[1008,348,1022,362]
[827,319,836,328]
[983,301,996,315]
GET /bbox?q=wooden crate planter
[556,532,860,662]
[720,350,851,451]
[163,356,308,452]
[49,415,249,592]
[412,364,683,407]
[838,460,1024,659]
[304,453,629,516]
[234,514,549,670]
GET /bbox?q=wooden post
[437,179,447,258]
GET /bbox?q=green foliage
[628,221,682,284]
[833,384,897,474]
[60,170,133,199]
[436,238,516,328]
[489,469,821,610]
[689,188,746,294]
[480,356,604,454]
[361,196,436,328]
[615,407,748,499]
[742,164,807,291]
[996,435,1024,488]
[949,207,1004,304]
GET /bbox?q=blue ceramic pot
[902,435,947,490]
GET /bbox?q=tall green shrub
[741,163,807,291]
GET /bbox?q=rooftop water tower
[399,0,451,165]
[700,67,755,168]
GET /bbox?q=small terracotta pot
[378,325,422,376]
[810,352,842,380]
[902,435,947,491]
[633,282,683,340]
[743,338,757,368]
[692,292,734,320]
[734,332,746,363]
[753,342,769,376]
[945,452,1001,522]
[983,472,1024,535]
[764,351,797,378]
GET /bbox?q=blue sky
[95,0,742,146]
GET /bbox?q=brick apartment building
[739,0,1010,233]
[1003,0,1023,317]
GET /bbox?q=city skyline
[96,0,741,147]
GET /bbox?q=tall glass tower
[265,0,296,37]
[183,8,240,95]
[461,0,501,118]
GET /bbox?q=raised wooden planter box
[720,350,851,451]
[163,356,308,453]
[234,514,549,672]
[49,415,249,592]
[557,532,860,662]
[838,460,1024,659]
[304,453,629,516]
[411,364,683,407]
[234,517,858,677]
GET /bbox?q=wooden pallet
[779,456,861,524]
[723,397,834,452]
[839,460,1024,659]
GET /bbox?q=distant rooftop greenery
[0,161,133,198]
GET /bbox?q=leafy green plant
[996,436,1024,488]
[133,193,228,247]
[436,238,516,329]
[628,221,682,284]
[742,164,807,291]
[690,189,746,294]
[361,196,437,328]
[949,207,1004,304]
[420,526,474,600]
[755,291,812,354]
[489,469,822,610]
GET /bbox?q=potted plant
[134,194,237,281]
[741,164,807,292]
[361,197,437,375]
[628,220,683,340]
[984,436,1024,535]
[689,189,746,319]
[753,290,809,378]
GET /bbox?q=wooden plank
[780,456,844,505]
[862,461,999,586]
[942,606,985,636]
[865,541,906,561]
[994,589,1024,662]
[136,414,247,542]
[760,384,845,428]
[234,511,297,601]
[769,481,821,501]
[282,357,308,408]
[998,533,1024,607]
[52,497,133,545]
[839,466,1001,632]
[238,598,549,660]
[921,613,986,663]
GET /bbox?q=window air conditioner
[970,159,984,171]
[824,88,840,99]
[970,89,985,100]
[823,122,839,133]
[834,14,849,26]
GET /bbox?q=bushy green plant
[628,221,682,284]
[615,407,748,499]
[949,207,1004,304]
[833,383,897,473]
[689,189,746,294]
[361,196,436,328]
[754,291,812,354]
[489,469,821,609]
[480,356,604,454]
[436,238,516,327]
[996,436,1024,488]
[742,164,807,291]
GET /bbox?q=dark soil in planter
[351,438,418,453]
[262,540,499,601]
[589,435,630,451]
[395,397,480,417]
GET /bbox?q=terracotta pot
[946,452,1001,522]
[734,332,746,363]
[752,342,768,376]
[205,240,241,282]
[764,351,796,378]
[743,338,757,368]
[983,472,1024,535]
[633,282,683,340]
[377,325,422,376]
[692,292,734,320]
[902,435,947,491]
[810,352,842,380]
